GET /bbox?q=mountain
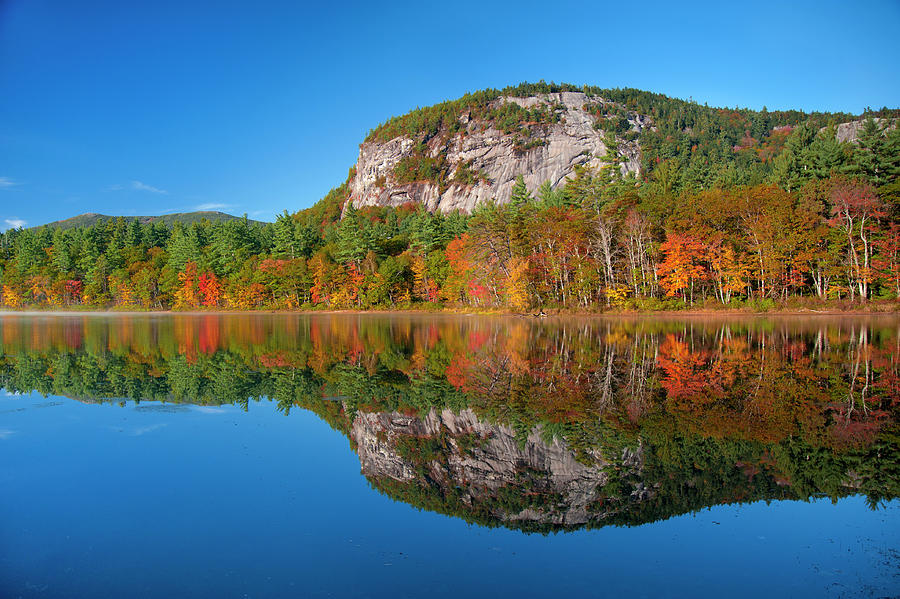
[341,81,896,215]
[351,90,645,214]
[35,211,267,230]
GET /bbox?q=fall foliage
[1,126,898,314]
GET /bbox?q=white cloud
[131,180,168,194]
[0,429,16,439]
[193,406,226,414]
[194,202,231,211]
[0,177,19,188]
[3,218,27,229]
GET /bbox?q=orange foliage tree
[442,234,472,304]
[657,233,708,303]
[174,261,201,309]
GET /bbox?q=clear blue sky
[1,0,898,229]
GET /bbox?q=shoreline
[1,307,898,318]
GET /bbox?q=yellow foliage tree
[505,257,530,312]
[2,285,21,307]
[412,254,429,301]
[604,283,631,307]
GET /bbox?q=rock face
[348,92,649,215]
[350,407,648,528]
[827,117,895,144]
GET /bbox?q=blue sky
[1,0,898,229]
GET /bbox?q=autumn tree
[829,177,885,300]
[198,271,222,307]
[657,233,708,303]
[174,261,201,309]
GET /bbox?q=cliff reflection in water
[1,314,898,532]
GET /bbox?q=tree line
[0,110,898,311]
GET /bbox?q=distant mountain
[35,211,268,230]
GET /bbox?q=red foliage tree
[198,271,222,307]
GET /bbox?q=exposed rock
[823,117,895,144]
[348,92,647,215]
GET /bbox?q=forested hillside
[38,211,263,230]
[1,83,898,311]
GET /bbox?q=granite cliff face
[831,117,896,144]
[348,92,649,215]
[350,407,650,529]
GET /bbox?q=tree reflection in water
[1,313,897,532]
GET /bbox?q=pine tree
[509,174,531,207]
[273,210,297,259]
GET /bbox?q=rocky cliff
[347,91,649,214]
[830,117,896,143]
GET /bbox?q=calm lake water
[1,313,898,598]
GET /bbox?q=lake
[1,313,898,598]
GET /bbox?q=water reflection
[1,313,898,532]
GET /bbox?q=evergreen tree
[509,175,532,206]
[273,210,297,259]
[166,222,204,272]
[334,206,369,264]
